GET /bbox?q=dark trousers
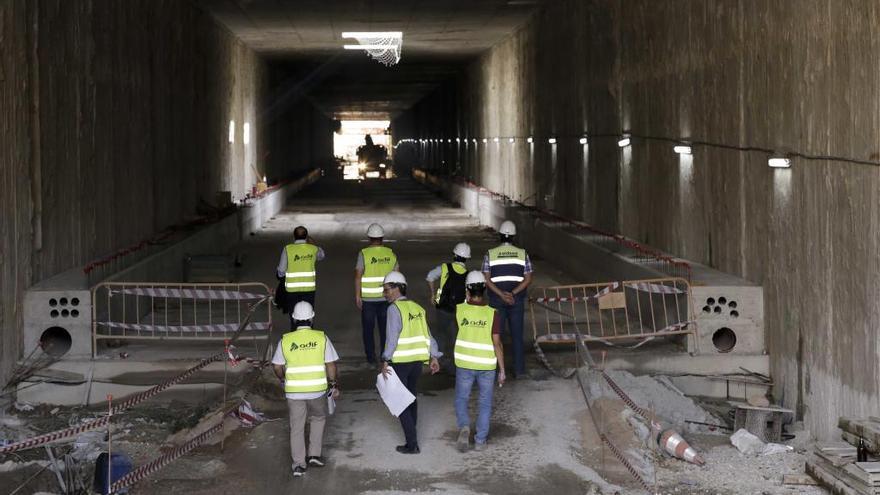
[433,308,456,358]
[361,300,389,362]
[392,362,422,448]
[281,290,315,314]
[490,297,526,375]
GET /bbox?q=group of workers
[272,220,532,477]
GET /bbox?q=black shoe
[395,444,420,454]
[292,465,307,477]
[307,456,325,467]
[366,357,376,365]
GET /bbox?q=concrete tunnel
[0,1,878,493]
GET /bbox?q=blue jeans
[454,368,496,444]
[361,300,388,362]
[490,297,526,375]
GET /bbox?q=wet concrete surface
[130,177,623,494]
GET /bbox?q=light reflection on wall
[773,168,792,209]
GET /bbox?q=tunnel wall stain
[0,0,329,386]
[403,0,880,440]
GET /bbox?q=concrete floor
[134,177,627,494]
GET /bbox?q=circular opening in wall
[713,306,722,314]
[49,298,58,307]
[59,298,68,306]
[702,306,711,313]
[728,301,737,309]
[71,309,79,318]
[730,310,739,318]
[50,310,59,318]
[61,309,70,317]
[712,327,736,353]
[706,298,715,306]
[40,326,72,357]
[718,296,727,305]
[71,298,80,306]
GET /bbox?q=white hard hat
[499,220,517,236]
[292,301,315,321]
[453,242,471,259]
[465,271,486,286]
[383,271,407,286]
[367,223,385,238]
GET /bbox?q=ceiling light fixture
[527,137,534,144]
[674,145,692,155]
[768,156,791,168]
[579,137,588,145]
[548,138,557,144]
[617,137,631,148]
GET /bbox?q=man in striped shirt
[482,220,532,378]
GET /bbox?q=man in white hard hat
[482,220,532,378]
[454,271,505,452]
[276,225,325,315]
[379,271,441,454]
[355,223,399,364]
[425,242,470,371]
[272,301,341,477]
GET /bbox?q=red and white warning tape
[626,282,685,295]
[0,352,226,455]
[531,282,618,303]
[110,287,266,300]
[110,421,224,492]
[96,321,270,334]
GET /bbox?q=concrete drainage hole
[712,327,736,353]
[40,326,72,357]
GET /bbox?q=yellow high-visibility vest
[285,243,318,293]
[454,303,497,370]
[360,246,396,298]
[391,300,431,363]
[281,328,327,393]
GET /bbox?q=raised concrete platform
[414,169,770,400]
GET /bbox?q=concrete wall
[0,1,331,386]
[402,0,880,439]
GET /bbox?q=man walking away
[454,271,505,452]
[355,223,399,364]
[276,226,325,314]
[379,271,441,454]
[425,242,470,370]
[272,302,340,477]
[482,220,532,378]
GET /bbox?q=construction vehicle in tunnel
[355,134,391,179]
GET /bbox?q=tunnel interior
[2,0,880,491]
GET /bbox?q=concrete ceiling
[196,0,544,119]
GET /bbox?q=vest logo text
[371,256,393,264]
[293,253,314,262]
[289,341,319,351]
[407,312,424,322]
[460,318,488,327]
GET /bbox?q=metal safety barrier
[91,282,273,357]
[529,277,697,351]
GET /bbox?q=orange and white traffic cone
[658,429,705,465]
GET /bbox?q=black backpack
[437,263,467,311]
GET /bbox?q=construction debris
[840,417,880,455]
[807,439,880,494]
[730,428,794,456]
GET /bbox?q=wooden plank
[783,474,819,486]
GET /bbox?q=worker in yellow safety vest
[425,242,471,371]
[276,226,325,316]
[453,271,505,452]
[354,223,399,364]
[272,301,340,477]
[379,271,441,454]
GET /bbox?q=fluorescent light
[472,138,477,143]
[342,31,403,39]
[456,138,460,143]
[548,138,557,144]
[579,137,588,145]
[228,120,235,143]
[617,137,631,148]
[344,44,394,50]
[447,139,452,143]
[674,145,692,155]
[379,163,386,168]
[768,157,791,168]
[482,138,487,143]
[493,137,499,143]
[243,123,250,145]
[508,138,515,143]
[527,137,533,144]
